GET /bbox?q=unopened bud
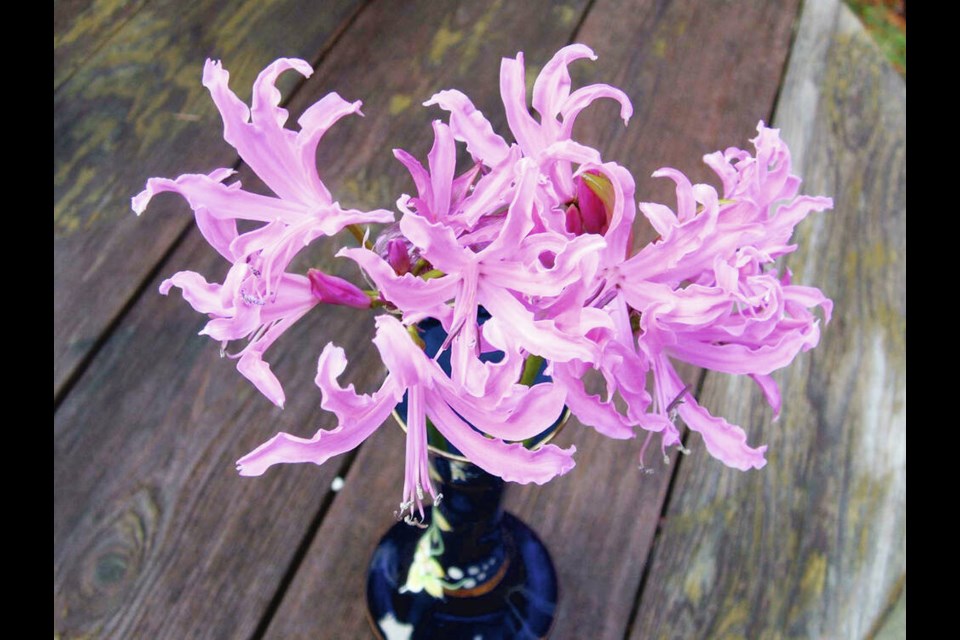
[307,269,371,309]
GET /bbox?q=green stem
[411,258,430,276]
[347,224,373,250]
[519,354,544,387]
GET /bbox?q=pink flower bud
[386,238,412,275]
[565,172,613,236]
[307,269,371,309]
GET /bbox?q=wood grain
[257,1,804,638]
[628,0,906,637]
[54,0,152,91]
[53,0,365,400]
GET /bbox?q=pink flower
[132,58,392,406]
[237,315,574,521]
[567,123,832,470]
[132,50,833,501]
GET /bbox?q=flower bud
[565,171,614,236]
[307,269,371,309]
[373,223,417,275]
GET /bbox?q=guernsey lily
[133,45,831,521]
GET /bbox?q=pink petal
[499,53,544,154]
[677,400,768,471]
[532,44,597,124]
[750,373,782,420]
[339,247,459,322]
[425,393,577,484]
[237,346,401,475]
[559,83,633,139]
[423,89,509,165]
[427,120,456,219]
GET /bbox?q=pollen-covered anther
[403,515,429,529]
[241,290,266,306]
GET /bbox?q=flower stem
[347,224,373,250]
[519,355,544,387]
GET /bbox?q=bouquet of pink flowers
[133,45,831,525]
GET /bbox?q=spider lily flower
[425,45,631,191]
[132,57,392,406]
[577,123,832,470]
[158,266,318,408]
[236,315,574,521]
[132,50,833,503]
[344,158,608,399]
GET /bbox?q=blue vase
[366,315,562,638]
[366,453,559,639]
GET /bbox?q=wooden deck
[54,0,905,638]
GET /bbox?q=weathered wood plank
[258,1,802,638]
[54,0,152,91]
[628,0,906,637]
[53,210,391,638]
[53,0,365,400]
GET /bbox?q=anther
[665,385,691,413]
[241,290,266,306]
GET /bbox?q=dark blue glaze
[367,457,558,639]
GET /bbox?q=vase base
[366,512,557,640]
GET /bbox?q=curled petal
[499,53,544,155]
[532,44,597,123]
[159,270,229,316]
[423,89,509,165]
[426,393,576,484]
[677,401,767,471]
[750,374,782,421]
[552,363,636,439]
[339,246,459,323]
[559,84,633,139]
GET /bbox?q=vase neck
[431,456,505,528]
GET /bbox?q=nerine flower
[571,123,832,469]
[132,58,392,406]
[132,49,832,511]
[237,315,574,521]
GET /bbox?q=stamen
[637,431,656,470]
[581,281,608,307]
[403,515,429,529]
[241,289,266,306]
[592,287,619,309]
[665,385,691,413]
